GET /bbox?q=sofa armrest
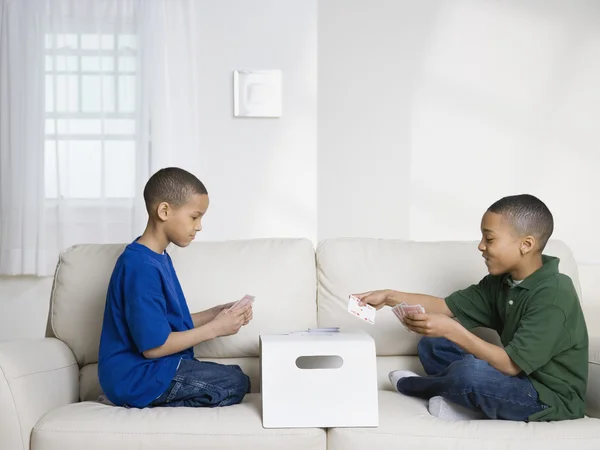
[0,338,78,450]
[586,337,600,418]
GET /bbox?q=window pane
[81,76,100,112]
[56,75,78,112]
[118,34,137,50]
[44,141,58,198]
[105,141,135,198]
[101,57,115,72]
[105,119,135,135]
[81,56,114,72]
[103,76,116,112]
[56,34,77,49]
[101,35,114,50]
[45,75,54,112]
[58,140,102,198]
[118,76,135,113]
[81,34,99,50]
[56,56,78,71]
[81,57,99,71]
[45,56,53,71]
[45,119,56,134]
[56,119,102,135]
[45,34,53,49]
[118,56,136,72]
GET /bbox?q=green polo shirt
[445,255,588,421]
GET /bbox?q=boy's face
[163,193,209,247]
[478,211,525,276]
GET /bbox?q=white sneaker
[428,396,486,421]
[388,370,419,392]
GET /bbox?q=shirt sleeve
[123,264,172,354]
[505,299,571,375]
[445,275,500,330]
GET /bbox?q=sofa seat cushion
[327,391,600,450]
[32,394,325,450]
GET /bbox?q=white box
[260,329,379,428]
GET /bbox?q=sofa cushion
[327,391,600,450]
[51,239,317,366]
[317,239,582,356]
[32,395,326,450]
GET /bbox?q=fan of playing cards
[347,294,425,329]
[228,294,255,311]
[391,302,425,330]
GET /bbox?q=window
[44,33,138,200]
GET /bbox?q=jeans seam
[166,381,182,403]
[439,388,542,409]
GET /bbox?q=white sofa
[1,238,599,450]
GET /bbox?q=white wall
[318,0,600,264]
[175,0,318,244]
[4,0,600,342]
[0,0,318,339]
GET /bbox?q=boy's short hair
[143,167,208,215]
[488,194,554,251]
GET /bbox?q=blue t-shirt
[98,240,194,407]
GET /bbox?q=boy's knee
[450,357,494,388]
[229,365,251,394]
[417,336,446,358]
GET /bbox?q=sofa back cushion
[50,239,317,366]
[316,238,581,356]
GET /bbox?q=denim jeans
[396,337,546,421]
[150,359,250,408]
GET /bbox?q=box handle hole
[295,355,344,369]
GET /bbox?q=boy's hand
[242,304,253,326]
[353,290,388,310]
[403,313,459,337]
[209,303,252,337]
[219,301,237,311]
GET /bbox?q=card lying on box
[347,295,376,324]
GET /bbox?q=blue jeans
[397,337,546,421]
[150,359,250,408]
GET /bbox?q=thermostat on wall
[233,70,281,118]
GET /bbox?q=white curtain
[0,0,200,275]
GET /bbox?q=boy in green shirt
[356,194,588,421]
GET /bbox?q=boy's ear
[520,235,536,255]
[156,202,170,222]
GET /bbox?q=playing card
[401,304,425,317]
[391,303,425,325]
[347,295,376,324]
[228,294,255,311]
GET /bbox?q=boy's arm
[142,326,216,359]
[387,290,453,317]
[191,306,221,328]
[446,323,521,375]
[143,304,252,359]
[355,289,452,316]
[404,313,521,376]
[356,276,500,330]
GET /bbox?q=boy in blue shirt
[99,167,252,408]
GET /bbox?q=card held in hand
[229,294,255,312]
[347,295,376,324]
[391,303,425,328]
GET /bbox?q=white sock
[428,396,487,421]
[388,370,420,392]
